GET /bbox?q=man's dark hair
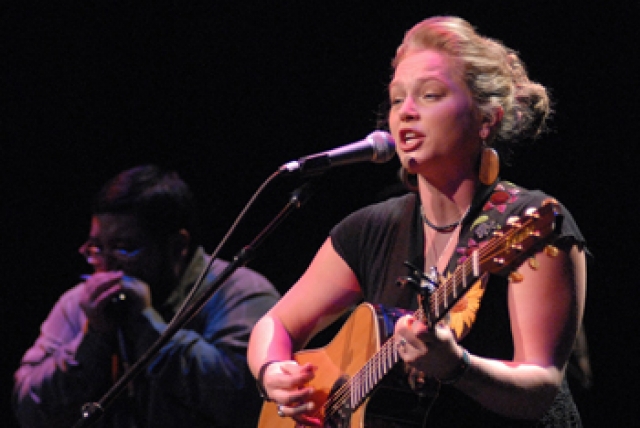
[93,165,200,250]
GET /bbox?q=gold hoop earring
[479,145,499,185]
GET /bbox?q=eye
[388,85,405,107]
[113,247,141,257]
[390,96,404,106]
[423,92,443,101]
[112,241,143,258]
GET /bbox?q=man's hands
[79,271,152,333]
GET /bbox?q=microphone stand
[72,183,313,427]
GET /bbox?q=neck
[417,176,477,226]
[423,218,462,274]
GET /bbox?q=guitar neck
[428,250,481,326]
[332,336,401,412]
[428,201,561,326]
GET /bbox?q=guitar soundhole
[324,374,352,428]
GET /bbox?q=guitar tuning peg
[509,271,524,283]
[528,256,539,270]
[544,245,559,257]
[506,216,521,226]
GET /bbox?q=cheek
[136,253,175,284]
[388,111,400,133]
[91,262,109,273]
[435,101,477,141]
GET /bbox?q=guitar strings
[322,338,395,416]
[323,307,425,416]
[325,339,398,418]
[428,214,541,322]
[322,336,401,419]
[429,227,502,317]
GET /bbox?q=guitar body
[258,303,417,428]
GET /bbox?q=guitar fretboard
[324,335,402,418]
[429,250,480,325]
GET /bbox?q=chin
[402,156,420,175]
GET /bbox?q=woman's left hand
[394,314,464,382]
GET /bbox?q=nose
[398,97,419,122]
[78,242,109,273]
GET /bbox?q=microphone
[279,130,396,177]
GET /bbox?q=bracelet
[438,348,471,385]
[256,360,281,401]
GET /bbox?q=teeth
[404,131,418,141]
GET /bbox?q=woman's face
[388,49,481,182]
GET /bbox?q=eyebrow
[389,76,446,91]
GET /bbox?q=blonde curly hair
[392,16,551,146]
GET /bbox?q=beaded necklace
[420,205,470,232]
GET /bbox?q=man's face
[79,214,179,299]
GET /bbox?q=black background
[2,1,638,426]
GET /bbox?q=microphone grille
[367,131,396,163]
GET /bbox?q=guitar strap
[444,180,499,274]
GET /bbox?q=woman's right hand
[263,361,320,426]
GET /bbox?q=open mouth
[399,129,425,150]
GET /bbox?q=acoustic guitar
[259,201,563,428]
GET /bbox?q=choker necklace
[420,205,468,232]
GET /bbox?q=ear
[480,106,504,140]
[167,229,191,276]
[169,229,191,262]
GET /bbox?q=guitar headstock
[481,199,563,277]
